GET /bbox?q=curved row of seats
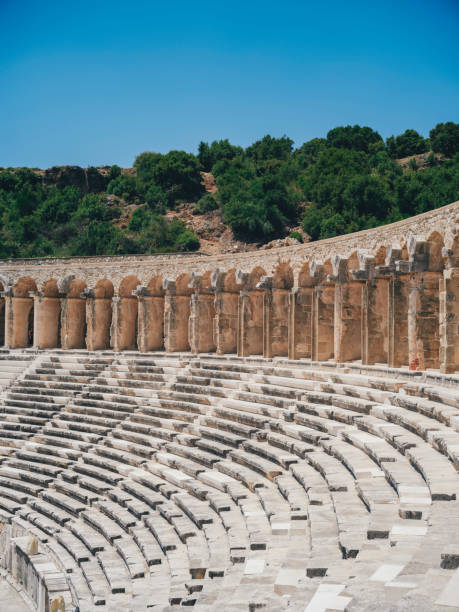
[0,350,458,611]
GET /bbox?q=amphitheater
[0,202,458,611]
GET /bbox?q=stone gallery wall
[0,201,458,373]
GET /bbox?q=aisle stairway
[0,350,458,611]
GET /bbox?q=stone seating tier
[0,351,458,611]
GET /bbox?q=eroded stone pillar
[439,262,459,373]
[134,287,164,353]
[60,296,86,349]
[351,252,388,366]
[187,273,216,354]
[387,276,409,368]
[376,247,409,368]
[312,284,335,362]
[31,293,61,349]
[398,239,441,370]
[258,276,289,358]
[333,281,362,362]
[288,287,314,360]
[237,288,263,357]
[329,256,362,363]
[212,278,239,355]
[111,295,138,352]
[0,296,5,346]
[407,272,441,370]
[163,279,190,352]
[361,279,389,365]
[84,289,112,351]
[2,294,34,349]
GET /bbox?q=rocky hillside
[18,165,308,255]
[1,123,457,260]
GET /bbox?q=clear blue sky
[1,0,458,168]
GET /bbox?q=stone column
[333,281,362,362]
[258,276,289,358]
[398,239,441,371]
[0,296,5,346]
[110,294,138,352]
[311,263,335,362]
[387,276,410,368]
[60,296,86,349]
[188,274,216,354]
[288,287,314,360]
[83,289,112,351]
[329,256,362,363]
[260,277,274,358]
[236,271,263,357]
[134,286,164,353]
[361,279,389,365]
[376,246,409,368]
[439,249,459,373]
[211,270,239,355]
[163,279,190,352]
[31,292,61,349]
[2,293,13,348]
[351,252,388,366]
[407,272,441,370]
[237,290,250,357]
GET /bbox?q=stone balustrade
[0,201,458,373]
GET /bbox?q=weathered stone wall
[0,201,458,372]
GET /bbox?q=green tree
[430,122,459,157]
[145,184,167,213]
[386,129,428,158]
[106,174,139,203]
[134,150,202,204]
[198,139,243,171]
[193,193,218,214]
[245,135,293,162]
[326,125,383,153]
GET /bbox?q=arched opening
[87,279,114,350]
[116,276,140,351]
[12,277,37,348]
[61,279,87,349]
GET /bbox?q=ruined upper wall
[1,201,458,292]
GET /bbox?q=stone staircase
[0,350,458,610]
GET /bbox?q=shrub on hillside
[192,193,219,215]
[430,122,459,157]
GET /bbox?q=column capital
[256,275,273,290]
[132,285,149,297]
[80,288,93,299]
[162,278,176,294]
